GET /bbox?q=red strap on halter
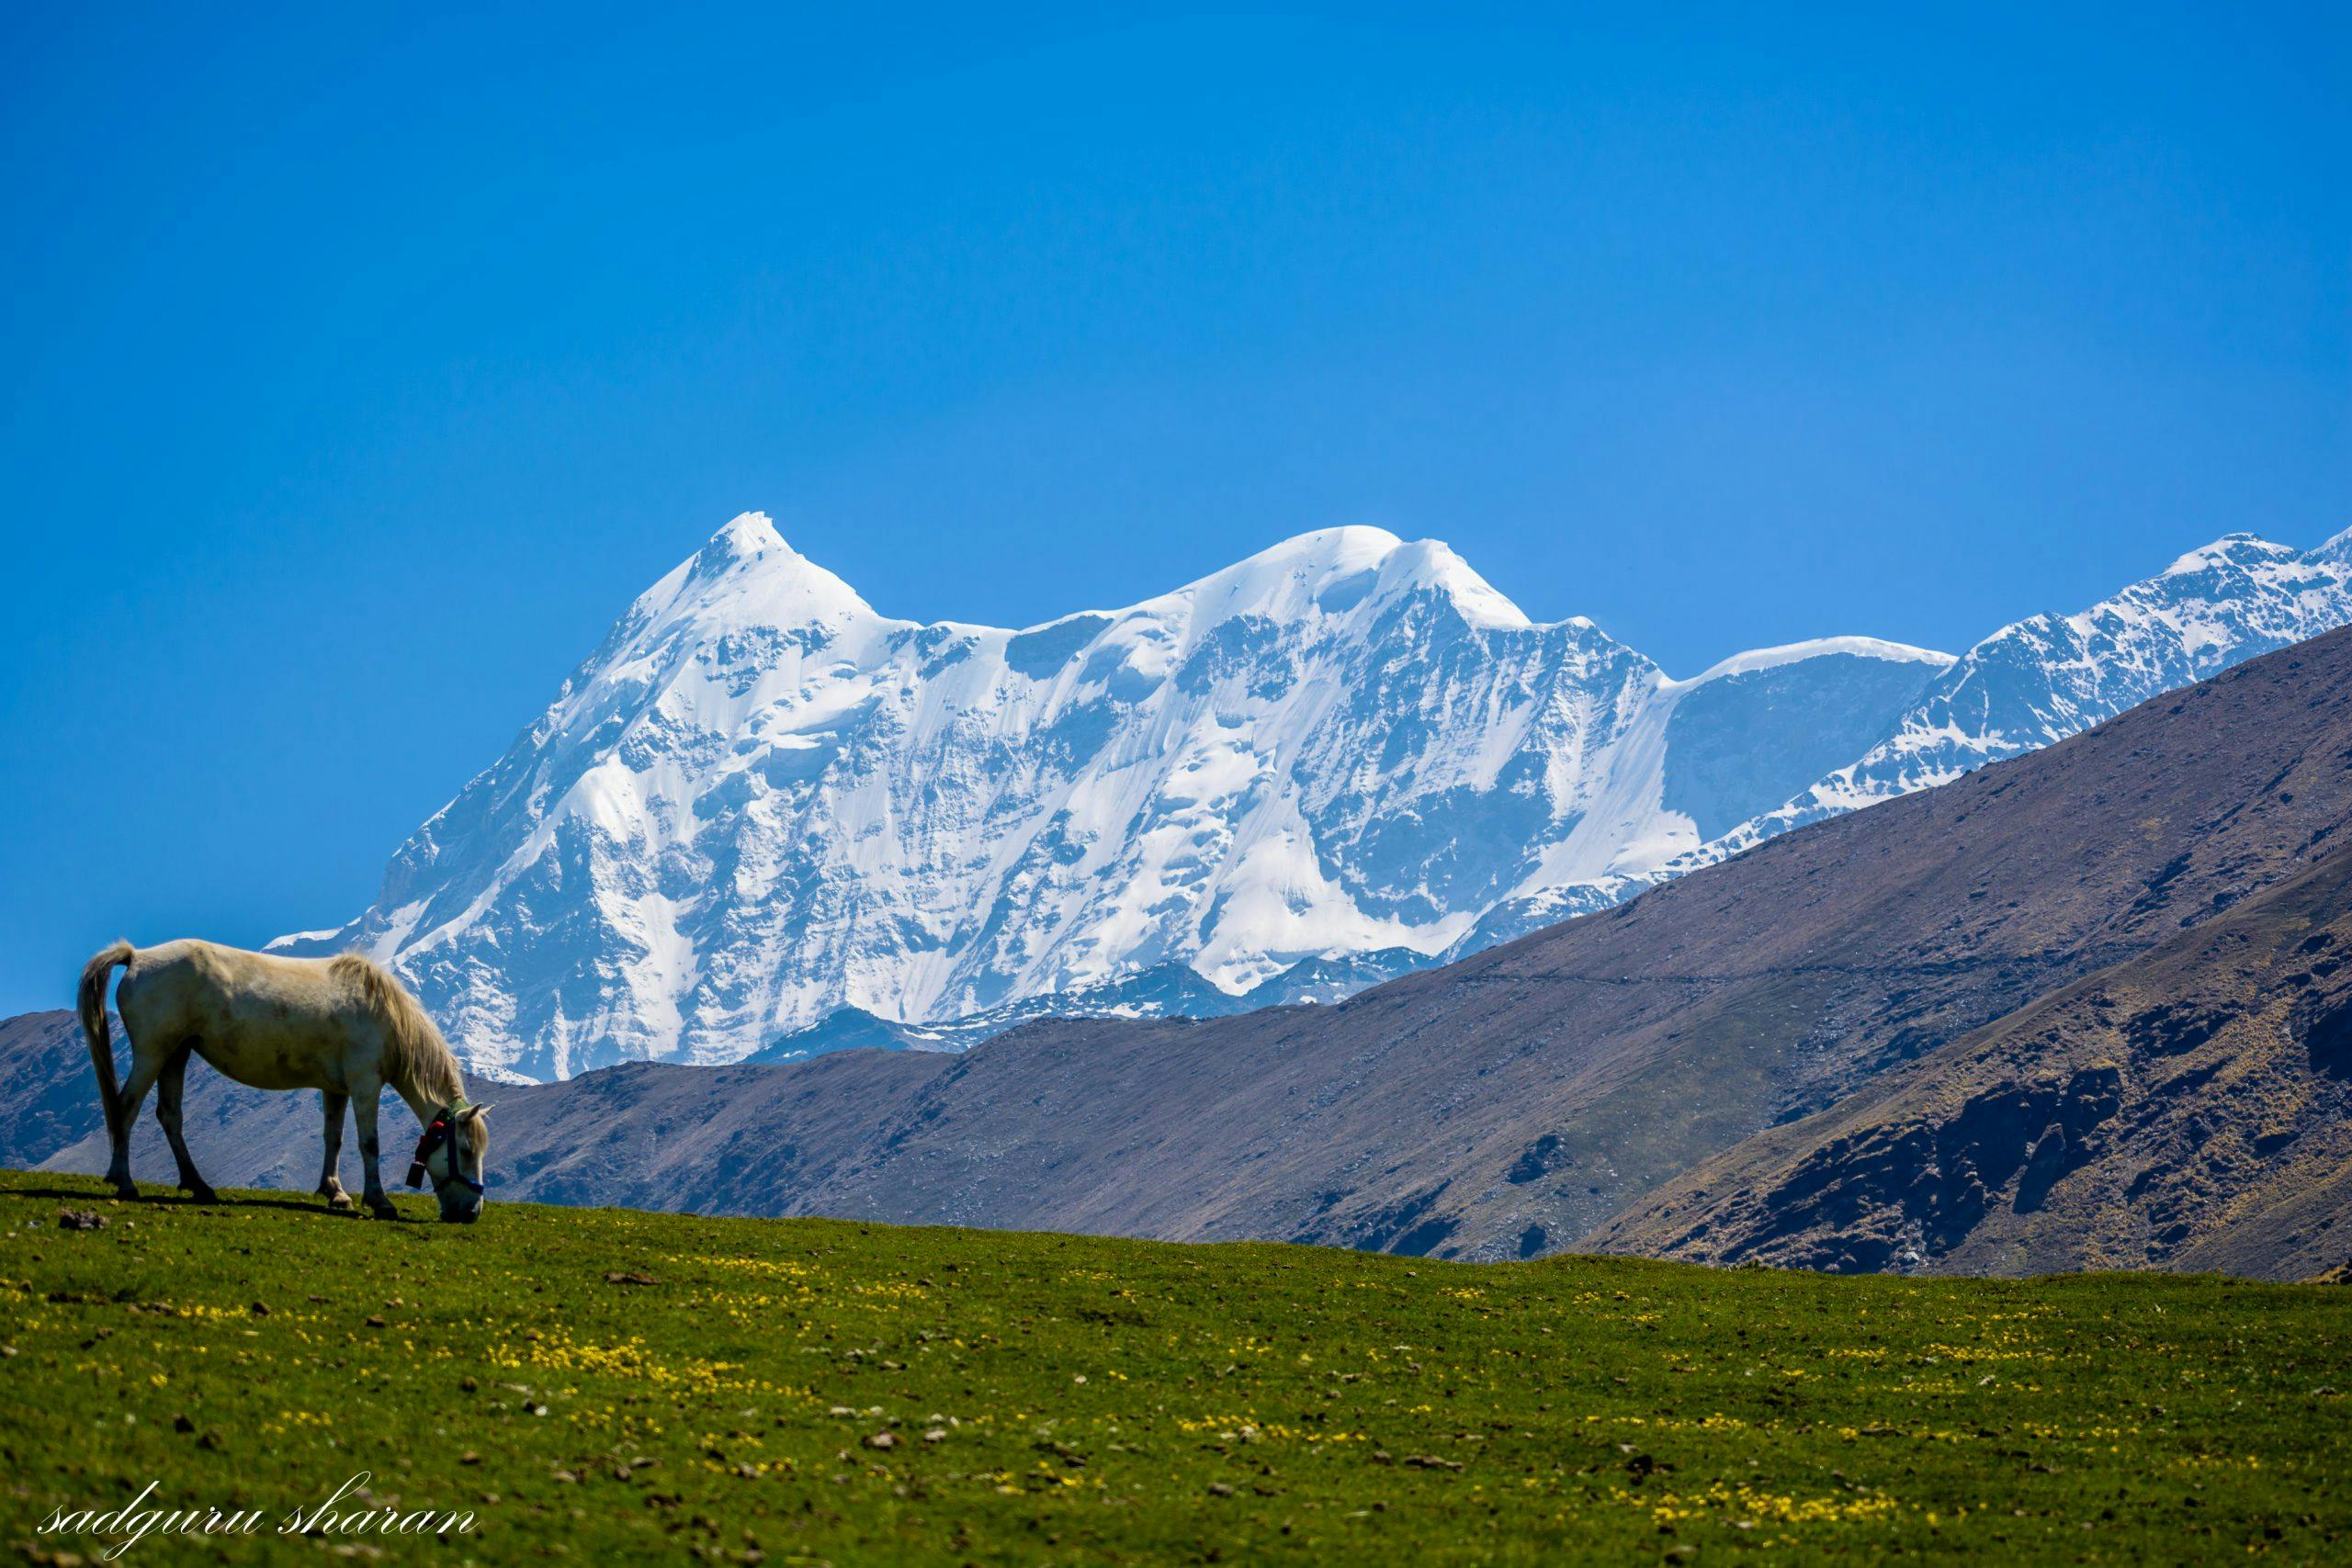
[404,1117,449,1189]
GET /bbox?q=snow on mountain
[275,513,1962,1078]
[278,516,2349,1079]
[1453,528,2352,954]
[1645,531,2352,879]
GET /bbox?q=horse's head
[417,1102,493,1223]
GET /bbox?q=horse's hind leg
[316,1092,354,1209]
[107,1042,172,1201]
[153,1047,218,1204]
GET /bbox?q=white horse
[78,939,493,1223]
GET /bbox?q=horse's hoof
[187,1187,220,1205]
[327,1192,355,1211]
[111,1183,139,1201]
[366,1204,399,1222]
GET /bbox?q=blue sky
[2,2,2346,1014]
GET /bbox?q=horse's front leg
[154,1046,218,1204]
[351,1089,400,1220]
[316,1091,354,1210]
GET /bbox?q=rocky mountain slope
[274,517,2352,1079]
[37,623,2352,1278]
[1589,845,2352,1279]
[0,1010,103,1172]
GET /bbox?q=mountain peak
[1149,525,1531,632]
[705,509,786,558]
[2158,533,2301,579]
[673,511,877,629]
[1375,537,1532,629]
[1257,524,1408,561]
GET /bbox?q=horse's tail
[79,940,136,1145]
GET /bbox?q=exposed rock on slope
[1588,848,2352,1279]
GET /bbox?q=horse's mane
[328,953,465,1107]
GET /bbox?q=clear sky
[3,3,2346,1014]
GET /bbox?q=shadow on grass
[0,1180,401,1220]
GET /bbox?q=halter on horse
[406,1100,491,1212]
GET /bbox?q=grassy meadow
[0,1168,2346,1563]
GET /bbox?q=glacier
[276,515,2352,1080]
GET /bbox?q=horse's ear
[472,1101,496,1116]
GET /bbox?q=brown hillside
[1587,845,2352,1279]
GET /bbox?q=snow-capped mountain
[1460,530,2352,951]
[1667,533,2352,865]
[278,516,2352,1080]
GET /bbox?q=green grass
[0,1171,2346,1564]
